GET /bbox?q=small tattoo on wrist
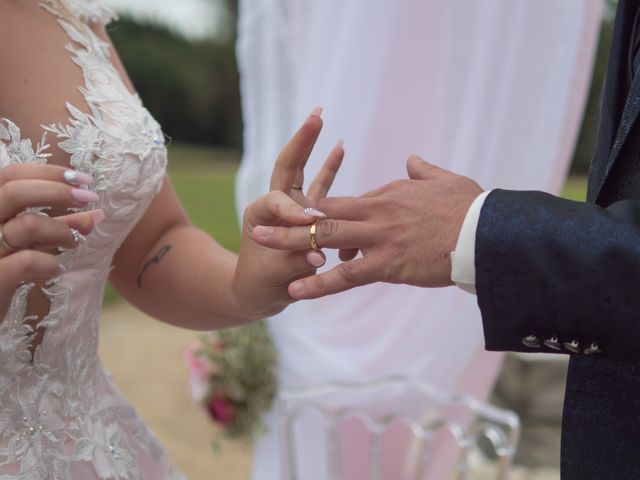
[137,244,172,288]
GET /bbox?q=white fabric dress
[0,1,184,478]
[235,0,602,478]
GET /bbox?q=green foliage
[107,17,242,148]
[560,175,588,202]
[571,11,615,173]
[197,321,278,444]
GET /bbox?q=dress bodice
[0,1,181,478]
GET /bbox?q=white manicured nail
[304,208,326,218]
[64,170,93,186]
[71,189,99,204]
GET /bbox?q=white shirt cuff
[450,190,491,295]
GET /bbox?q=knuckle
[266,190,279,203]
[0,164,18,184]
[388,179,408,191]
[0,168,6,186]
[1,180,18,200]
[318,219,338,239]
[281,226,290,243]
[16,214,40,239]
[312,273,327,293]
[16,250,42,275]
[336,263,358,285]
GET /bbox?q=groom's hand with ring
[252,156,482,299]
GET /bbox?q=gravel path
[99,302,252,479]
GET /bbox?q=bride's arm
[109,177,241,329]
[96,23,340,329]
[110,114,339,330]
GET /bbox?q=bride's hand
[0,164,103,320]
[233,108,343,319]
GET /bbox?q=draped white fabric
[236,1,602,478]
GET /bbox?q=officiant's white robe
[235,0,602,477]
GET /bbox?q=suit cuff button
[564,340,581,353]
[522,334,541,348]
[543,336,562,350]
[584,343,603,355]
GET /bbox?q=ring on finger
[0,225,18,253]
[58,228,87,253]
[70,228,87,245]
[291,184,303,191]
[309,220,320,251]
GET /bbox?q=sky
[102,0,222,39]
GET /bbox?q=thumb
[406,155,452,181]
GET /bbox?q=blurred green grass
[561,175,588,202]
[167,144,241,252]
[104,144,589,305]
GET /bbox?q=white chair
[277,376,520,480]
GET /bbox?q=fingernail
[253,226,274,238]
[70,228,87,245]
[290,282,305,296]
[310,107,323,118]
[306,251,326,268]
[87,209,106,226]
[337,139,344,148]
[303,207,327,218]
[71,189,99,204]
[58,264,67,274]
[63,170,93,186]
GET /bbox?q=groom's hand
[252,156,482,299]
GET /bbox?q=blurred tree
[215,0,239,39]
[108,15,242,149]
[571,0,616,173]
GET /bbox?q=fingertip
[289,281,306,299]
[306,250,326,268]
[407,154,425,167]
[304,114,323,131]
[252,225,274,240]
[310,106,323,118]
[88,209,105,226]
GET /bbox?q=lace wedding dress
[0,1,184,478]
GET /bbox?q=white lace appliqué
[0,1,183,479]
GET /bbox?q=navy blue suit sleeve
[476,189,640,361]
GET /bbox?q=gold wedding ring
[309,220,320,251]
[0,225,17,253]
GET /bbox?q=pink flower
[187,374,209,404]
[183,342,211,380]
[183,341,215,403]
[207,395,235,426]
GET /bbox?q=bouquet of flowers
[183,321,277,445]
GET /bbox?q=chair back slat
[278,377,520,480]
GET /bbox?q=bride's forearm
[110,225,265,330]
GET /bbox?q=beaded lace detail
[0,1,183,478]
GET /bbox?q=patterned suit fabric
[476,1,640,477]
